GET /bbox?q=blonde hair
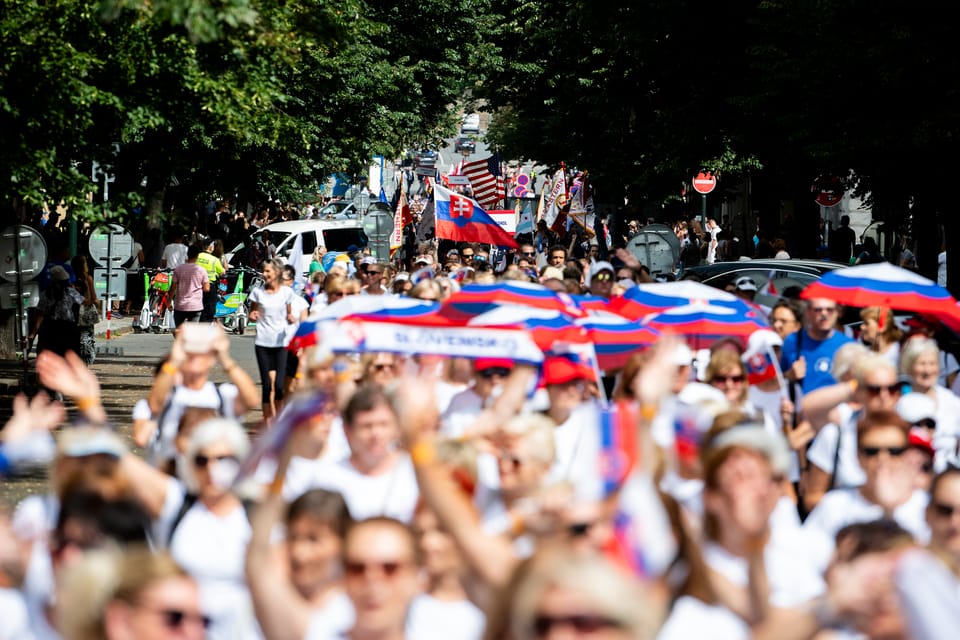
[831,342,870,380]
[58,547,191,640]
[852,353,897,386]
[900,337,939,377]
[502,413,557,467]
[860,307,903,345]
[497,547,661,640]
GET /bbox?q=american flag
[461,155,504,209]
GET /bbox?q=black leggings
[254,345,287,403]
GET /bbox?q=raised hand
[36,350,101,401]
[1,392,65,444]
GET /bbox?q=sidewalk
[93,312,137,339]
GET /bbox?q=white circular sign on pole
[0,225,48,283]
[692,171,717,195]
[88,223,134,267]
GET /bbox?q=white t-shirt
[300,455,420,523]
[249,285,296,347]
[304,591,355,639]
[440,387,488,438]
[548,402,603,502]
[434,379,468,415]
[703,526,825,609]
[283,294,310,347]
[657,596,749,640]
[149,382,239,467]
[805,404,864,489]
[803,487,930,544]
[156,479,259,640]
[162,242,188,269]
[406,594,486,640]
[932,385,960,472]
[0,587,34,640]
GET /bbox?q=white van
[229,219,366,275]
[461,113,481,134]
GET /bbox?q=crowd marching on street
[3,178,960,640]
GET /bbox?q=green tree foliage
[0,0,496,226]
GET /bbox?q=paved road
[0,318,267,507]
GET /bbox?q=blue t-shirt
[780,329,852,394]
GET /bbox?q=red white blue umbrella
[800,262,959,316]
[641,303,769,348]
[576,312,660,370]
[612,281,756,320]
[441,281,586,318]
[288,297,439,351]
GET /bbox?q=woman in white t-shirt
[900,337,960,471]
[406,506,486,640]
[805,410,930,545]
[247,481,355,640]
[248,259,296,420]
[121,418,260,640]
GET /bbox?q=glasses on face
[462,253,475,260]
[712,374,745,385]
[859,445,908,458]
[533,614,622,637]
[344,559,411,580]
[142,606,212,631]
[365,270,382,277]
[522,251,536,257]
[810,306,837,315]
[865,383,902,397]
[194,454,238,468]
[593,272,613,282]
[932,502,960,518]
[371,362,394,372]
[915,418,937,430]
[328,291,345,299]
[478,367,511,379]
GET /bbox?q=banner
[324,320,545,364]
[487,209,518,234]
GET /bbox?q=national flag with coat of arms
[434,183,518,248]
[461,154,505,209]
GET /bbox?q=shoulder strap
[167,493,200,546]
[827,422,843,491]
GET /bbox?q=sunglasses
[152,608,213,631]
[915,418,937,430]
[865,383,902,396]
[479,367,511,379]
[593,272,613,282]
[859,446,908,458]
[328,291,345,298]
[932,502,960,518]
[810,306,837,314]
[365,270,382,276]
[371,362,394,372]
[533,614,622,637]
[344,560,410,579]
[194,454,238,468]
[462,253,475,259]
[522,251,536,257]
[712,374,745,384]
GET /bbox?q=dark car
[681,259,848,309]
[454,136,476,154]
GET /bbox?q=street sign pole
[701,194,707,229]
[692,171,718,229]
[105,231,112,340]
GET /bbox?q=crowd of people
[3,215,960,640]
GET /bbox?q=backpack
[166,493,254,546]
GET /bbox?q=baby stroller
[132,269,175,333]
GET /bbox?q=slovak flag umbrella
[576,312,661,370]
[641,303,769,348]
[287,297,439,351]
[441,281,586,318]
[800,262,959,317]
[612,281,755,320]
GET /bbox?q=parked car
[454,136,476,154]
[227,219,367,275]
[681,259,848,310]
[461,113,481,134]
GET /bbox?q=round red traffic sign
[812,175,843,207]
[692,171,716,195]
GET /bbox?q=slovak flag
[434,183,518,248]
[744,350,778,385]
